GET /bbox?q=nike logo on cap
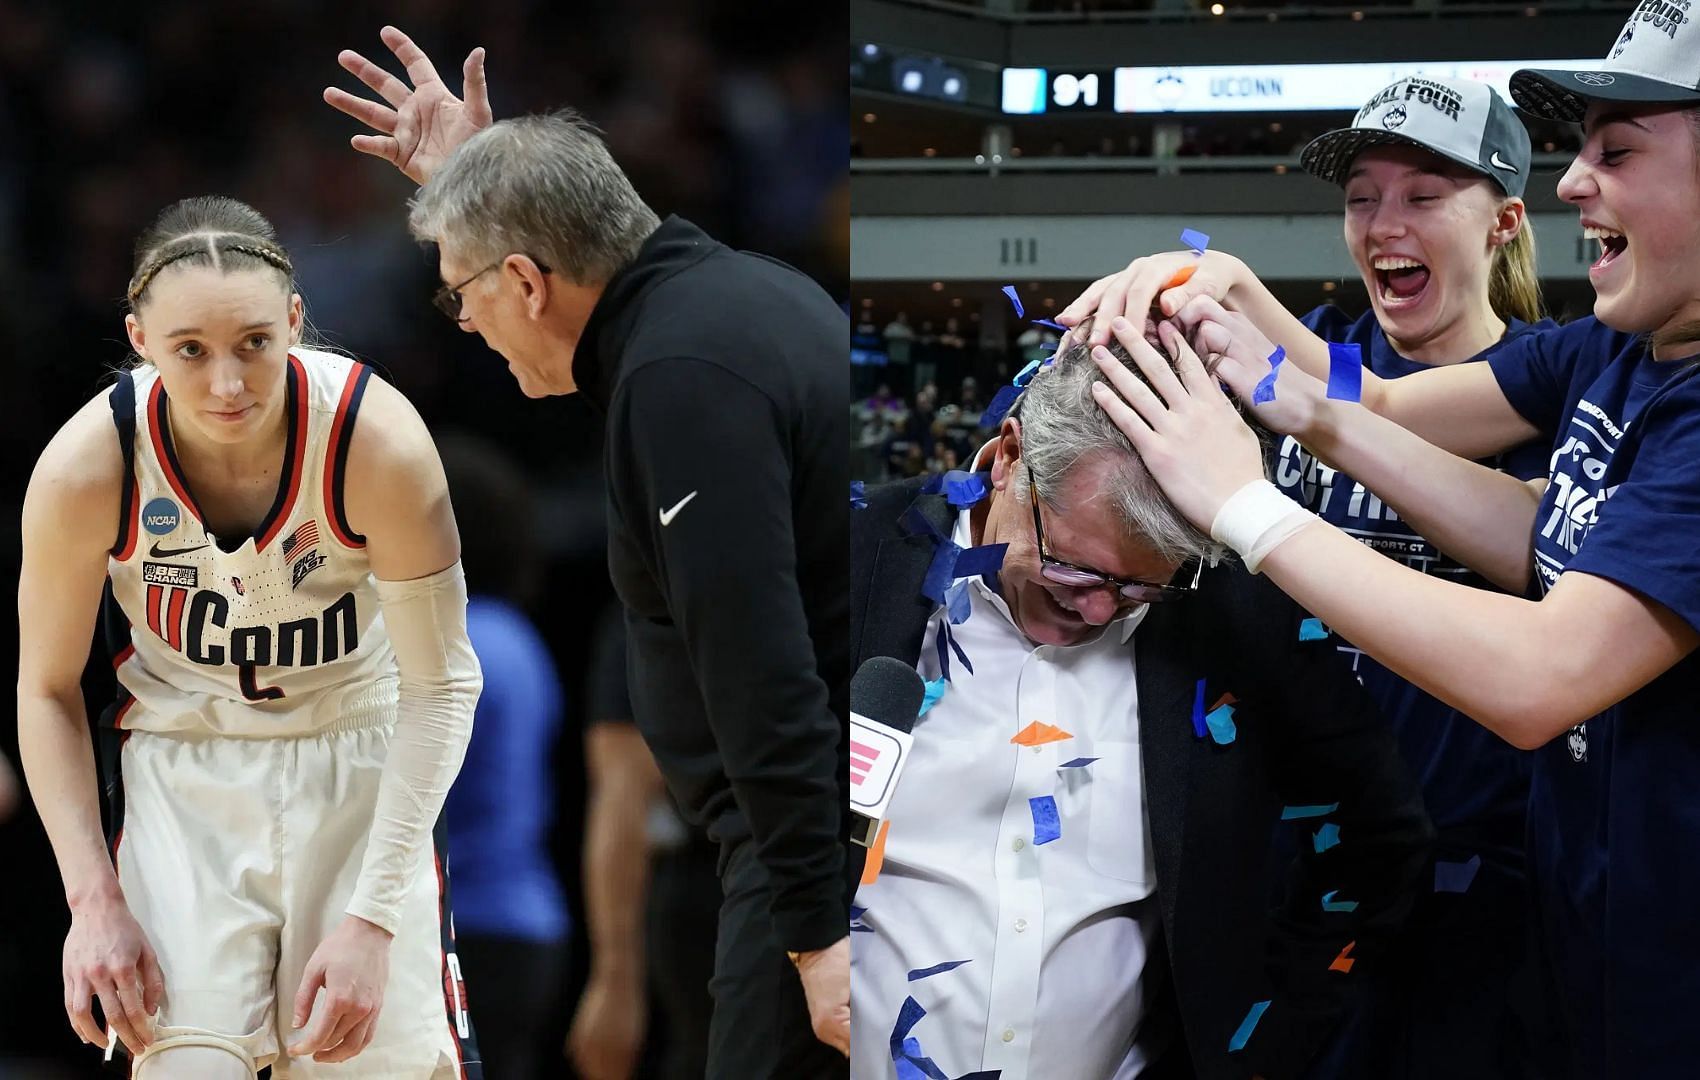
[1489,151,1518,172]
[149,541,209,558]
[659,491,699,527]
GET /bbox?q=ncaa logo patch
[1381,104,1408,130]
[142,497,180,536]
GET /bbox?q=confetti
[1330,940,1357,973]
[1434,854,1483,894]
[946,580,972,625]
[851,480,868,509]
[1211,691,1238,711]
[943,470,988,508]
[1191,679,1208,739]
[1059,757,1098,769]
[954,543,1008,579]
[1253,345,1286,405]
[851,905,874,933]
[1321,890,1360,913]
[919,677,948,717]
[1030,795,1061,844]
[1299,617,1329,641]
[1032,317,1067,331]
[1181,227,1211,255]
[1206,703,1238,745]
[1011,721,1073,747]
[981,384,1020,429]
[1228,999,1271,1052]
[1313,822,1342,853]
[908,959,973,982]
[1013,358,1042,388]
[1282,802,1340,820]
[890,997,927,1060]
[1002,284,1025,318]
[922,540,963,604]
[1327,342,1364,402]
[1164,265,1198,291]
[861,819,891,886]
[104,1028,118,1063]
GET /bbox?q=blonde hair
[1488,214,1543,325]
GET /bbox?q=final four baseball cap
[1513,2,1700,122]
[1301,75,1532,198]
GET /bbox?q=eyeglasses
[432,255,553,322]
[1027,469,1201,602]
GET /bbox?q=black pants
[455,933,567,1080]
[646,837,721,1080]
[706,839,848,1080]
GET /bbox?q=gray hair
[1013,322,1225,565]
[407,110,661,286]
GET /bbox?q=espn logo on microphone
[849,712,914,824]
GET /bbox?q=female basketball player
[16,196,483,1078]
[1075,76,1556,1077]
[1083,11,1700,1073]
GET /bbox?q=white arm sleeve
[346,561,482,934]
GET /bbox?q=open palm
[324,25,493,186]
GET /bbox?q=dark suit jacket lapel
[1134,601,1197,936]
[852,487,958,670]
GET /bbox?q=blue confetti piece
[1321,890,1360,913]
[1181,227,1211,255]
[919,676,948,717]
[946,579,972,625]
[1313,822,1342,853]
[1282,802,1340,820]
[898,1038,951,1080]
[942,470,988,508]
[945,623,974,676]
[1059,757,1098,768]
[1032,317,1067,331]
[1434,854,1482,894]
[1299,617,1329,641]
[1191,679,1208,739]
[1252,345,1286,405]
[1030,795,1061,845]
[922,541,963,604]
[1228,999,1271,1053]
[850,480,868,510]
[1327,342,1363,402]
[1013,358,1042,388]
[936,620,952,683]
[891,996,927,1060]
[896,1057,932,1080]
[908,959,972,982]
[953,543,1008,579]
[1002,284,1024,318]
[980,384,1020,429]
[850,905,874,932]
[1205,703,1238,745]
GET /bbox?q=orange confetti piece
[1163,265,1198,291]
[1210,691,1238,711]
[860,820,891,886]
[1010,721,1074,747]
[1329,941,1356,974]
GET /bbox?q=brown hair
[127,196,293,309]
[1488,214,1544,325]
[1651,108,1700,355]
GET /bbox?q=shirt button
[1002,1028,1016,1043]
[1014,918,1028,932]
[1011,837,1026,852]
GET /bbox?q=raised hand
[1057,249,1248,348]
[1171,294,1327,438]
[62,892,164,1056]
[324,25,492,186]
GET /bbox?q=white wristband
[1210,479,1316,574]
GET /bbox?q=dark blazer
[850,476,1434,1080]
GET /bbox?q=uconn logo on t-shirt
[1536,397,1624,592]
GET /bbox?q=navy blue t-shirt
[1282,307,1552,855]
[1490,315,1700,1076]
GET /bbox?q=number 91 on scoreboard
[1002,68,1114,114]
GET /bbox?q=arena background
[0,2,845,1076]
[850,0,1626,483]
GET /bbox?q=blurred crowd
[0,1,843,1077]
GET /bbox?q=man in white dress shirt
[847,329,1432,1080]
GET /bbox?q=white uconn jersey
[103,348,398,737]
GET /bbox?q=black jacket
[850,476,1434,1080]
[574,217,850,952]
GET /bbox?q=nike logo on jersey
[1489,151,1518,172]
[150,541,210,558]
[659,491,699,527]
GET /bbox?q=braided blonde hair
[127,197,295,309]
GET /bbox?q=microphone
[850,656,926,848]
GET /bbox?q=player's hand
[324,25,492,186]
[62,890,164,1056]
[566,970,648,1079]
[793,936,850,1058]
[1090,318,1267,531]
[1172,294,1328,438]
[1057,249,1248,349]
[287,915,393,1063]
